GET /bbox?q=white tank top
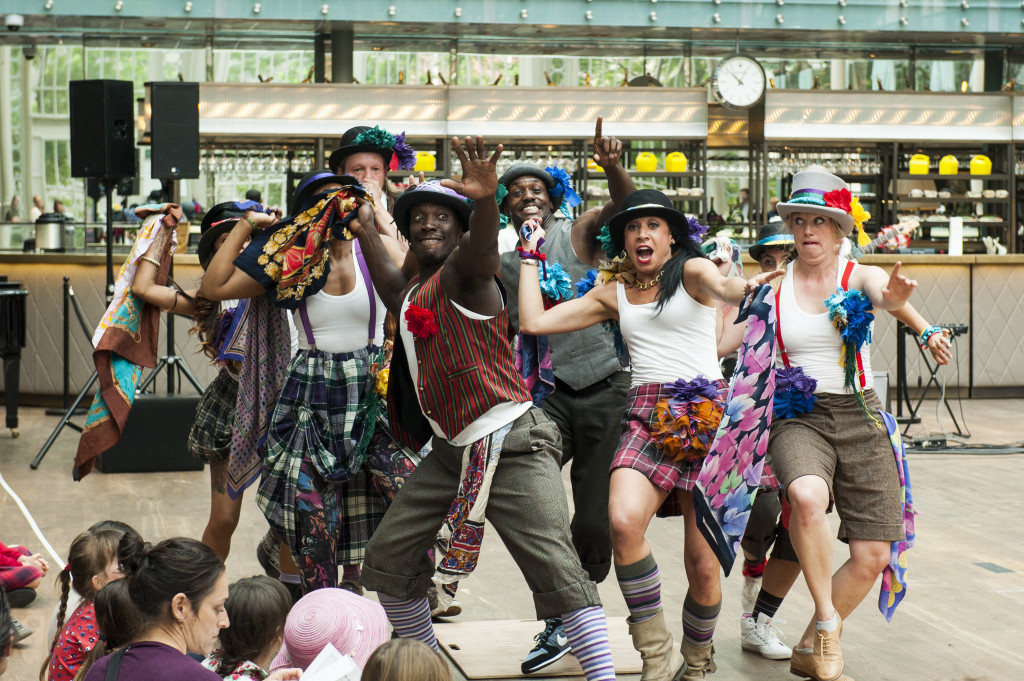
[617,280,723,388]
[777,257,874,395]
[292,258,386,354]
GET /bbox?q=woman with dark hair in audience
[82,531,228,681]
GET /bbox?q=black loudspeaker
[70,80,136,179]
[150,82,200,180]
[87,177,139,200]
[95,394,204,474]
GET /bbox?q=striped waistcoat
[403,270,530,442]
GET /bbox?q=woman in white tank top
[769,169,921,681]
[200,171,418,601]
[518,189,781,680]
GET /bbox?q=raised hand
[243,209,278,233]
[882,261,917,306]
[346,196,376,236]
[592,117,622,169]
[519,217,545,250]
[440,136,504,202]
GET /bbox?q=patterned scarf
[74,205,182,480]
[221,292,291,499]
[878,410,916,621]
[431,422,513,613]
[235,187,368,310]
[692,285,777,574]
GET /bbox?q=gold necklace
[633,270,663,291]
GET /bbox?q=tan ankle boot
[627,609,684,681]
[674,640,716,680]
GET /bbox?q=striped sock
[614,553,662,623]
[377,593,438,651]
[751,588,785,621]
[561,606,616,681]
[682,592,721,648]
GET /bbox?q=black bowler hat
[197,201,249,268]
[607,189,690,254]
[327,126,393,175]
[748,221,794,262]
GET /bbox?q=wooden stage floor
[2,399,1022,681]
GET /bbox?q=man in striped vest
[351,135,617,681]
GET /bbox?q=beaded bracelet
[242,216,259,232]
[139,256,161,267]
[919,325,943,348]
[516,246,548,277]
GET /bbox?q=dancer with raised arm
[351,136,617,681]
[517,189,781,680]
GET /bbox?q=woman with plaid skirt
[130,200,289,564]
[518,189,781,681]
[200,171,419,597]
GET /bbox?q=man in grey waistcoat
[499,118,636,674]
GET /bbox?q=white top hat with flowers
[776,167,871,246]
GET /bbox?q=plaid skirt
[613,381,727,494]
[258,346,389,562]
[187,369,239,463]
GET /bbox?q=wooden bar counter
[2,252,1023,402]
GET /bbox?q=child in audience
[0,540,48,607]
[270,588,388,672]
[43,528,125,681]
[361,639,453,681]
[203,576,300,681]
[72,580,142,681]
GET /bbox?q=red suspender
[776,260,866,387]
[775,284,790,368]
[840,260,867,388]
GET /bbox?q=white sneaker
[740,613,792,660]
[741,575,761,616]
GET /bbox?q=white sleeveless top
[777,257,874,395]
[292,259,386,354]
[617,280,723,388]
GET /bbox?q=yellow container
[587,158,602,172]
[938,155,959,175]
[908,154,930,175]
[666,152,688,173]
[413,152,436,172]
[635,152,658,173]
[970,154,992,175]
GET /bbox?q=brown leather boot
[674,640,716,680]
[627,609,684,681]
[790,614,843,681]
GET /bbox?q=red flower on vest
[405,304,439,340]
[823,188,852,213]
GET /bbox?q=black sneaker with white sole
[521,617,571,674]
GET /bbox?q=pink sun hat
[269,588,390,671]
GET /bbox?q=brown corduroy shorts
[768,390,904,543]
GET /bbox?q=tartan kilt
[257,347,379,556]
[187,369,239,463]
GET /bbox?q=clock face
[713,56,766,109]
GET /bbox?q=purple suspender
[297,239,377,350]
